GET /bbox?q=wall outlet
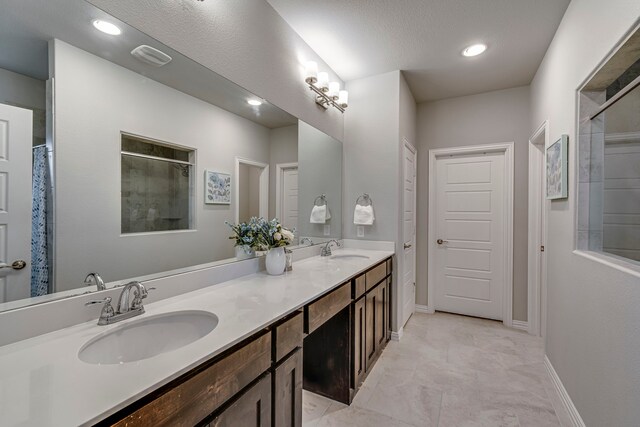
[323,225,330,236]
[357,226,365,238]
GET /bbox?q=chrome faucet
[300,237,314,246]
[321,239,341,257]
[84,272,106,291]
[85,281,154,325]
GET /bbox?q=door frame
[275,162,298,221]
[527,121,549,336]
[234,157,269,223]
[401,138,417,327]
[427,142,515,327]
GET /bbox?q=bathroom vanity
[98,255,392,427]
[0,249,393,427]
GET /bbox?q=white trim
[274,162,298,221]
[527,120,549,337]
[415,304,434,314]
[511,320,528,331]
[390,327,403,341]
[401,138,418,328]
[234,157,269,224]
[544,356,586,427]
[427,142,515,327]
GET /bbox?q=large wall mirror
[0,0,343,311]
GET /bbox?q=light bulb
[304,61,318,84]
[338,90,349,108]
[462,43,487,57]
[317,72,329,91]
[328,81,340,99]
[247,99,262,106]
[92,20,122,35]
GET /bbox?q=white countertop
[0,248,393,427]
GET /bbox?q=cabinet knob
[436,239,448,245]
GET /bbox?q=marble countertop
[0,248,393,426]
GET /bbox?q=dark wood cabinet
[352,296,366,388]
[207,374,272,427]
[365,288,377,370]
[273,349,303,427]
[375,278,388,349]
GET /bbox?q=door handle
[404,243,412,249]
[0,260,27,270]
[436,239,449,245]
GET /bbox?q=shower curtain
[31,146,49,297]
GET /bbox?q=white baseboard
[390,327,403,341]
[512,320,528,331]
[544,356,586,427]
[415,304,435,314]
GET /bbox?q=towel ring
[313,194,327,206]
[355,193,373,207]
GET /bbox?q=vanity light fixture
[92,19,121,36]
[304,61,348,113]
[462,43,487,57]
[247,99,262,106]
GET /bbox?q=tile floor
[302,312,572,427]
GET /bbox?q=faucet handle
[85,297,115,325]
[131,285,154,309]
[85,296,112,306]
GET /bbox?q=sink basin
[330,254,370,261]
[79,310,218,365]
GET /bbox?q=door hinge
[540,245,545,252]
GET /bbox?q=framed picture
[546,135,568,200]
[205,170,231,205]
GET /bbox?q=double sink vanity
[0,248,394,426]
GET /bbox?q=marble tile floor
[302,312,573,427]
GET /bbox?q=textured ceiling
[267,0,570,102]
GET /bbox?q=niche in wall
[577,27,640,264]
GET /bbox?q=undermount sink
[79,310,218,365]
[330,254,370,261]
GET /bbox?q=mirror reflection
[0,0,342,310]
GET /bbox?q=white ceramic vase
[265,247,286,275]
[235,245,255,260]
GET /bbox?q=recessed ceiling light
[462,43,487,57]
[92,20,122,36]
[247,99,262,106]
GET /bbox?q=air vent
[130,45,172,67]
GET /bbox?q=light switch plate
[323,225,330,236]
[357,226,364,237]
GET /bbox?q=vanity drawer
[386,258,392,274]
[110,331,271,427]
[305,283,351,333]
[273,311,303,362]
[365,262,387,291]
[353,274,366,299]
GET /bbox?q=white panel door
[0,103,33,303]
[402,142,416,326]
[281,167,298,233]
[434,152,505,320]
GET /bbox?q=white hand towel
[354,204,375,225]
[310,205,328,224]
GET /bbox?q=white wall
[298,121,342,240]
[87,0,344,142]
[415,86,530,321]
[530,0,640,425]
[52,40,271,289]
[344,70,403,329]
[269,124,298,219]
[0,67,45,111]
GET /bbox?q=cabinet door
[274,348,303,427]
[375,280,388,349]
[352,297,366,388]
[209,373,271,427]
[385,277,391,341]
[365,289,377,370]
